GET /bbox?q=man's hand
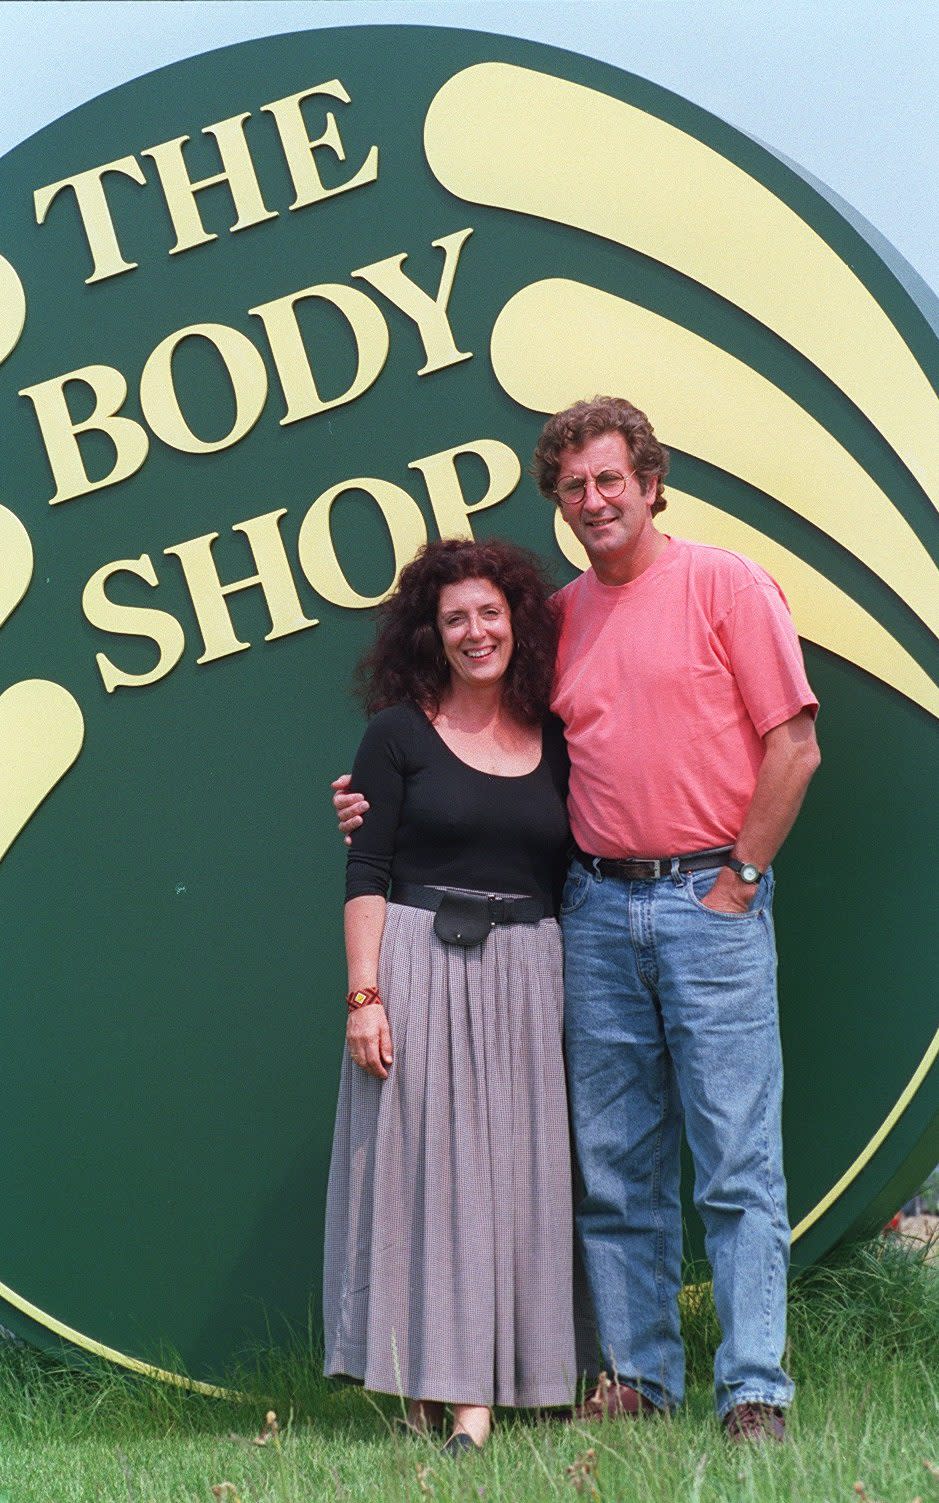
[699,866,757,914]
[331,773,369,846]
[346,1002,393,1078]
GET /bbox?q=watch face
[740,863,761,883]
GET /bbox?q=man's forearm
[733,709,821,871]
[702,709,820,913]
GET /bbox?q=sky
[0,0,936,292]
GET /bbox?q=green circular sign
[0,26,935,1385]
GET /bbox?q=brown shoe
[575,1373,659,1420]
[722,1403,786,1443]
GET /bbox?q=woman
[323,538,576,1452]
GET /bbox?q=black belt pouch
[432,892,492,947]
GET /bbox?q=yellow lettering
[409,438,521,538]
[34,155,146,284]
[250,284,388,424]
[260,81,378,211]
[139,323,268,454]
[141,113,277,256]
[19,364,149,505]
[353,228,473,375]
[81,554,185,692]
[297,479,426,607]
[165,509,318,664]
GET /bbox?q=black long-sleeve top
[345,702,571,914]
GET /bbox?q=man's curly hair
[532,396,669,515]
[357,538,558,724]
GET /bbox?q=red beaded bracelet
[347,986,382,1011]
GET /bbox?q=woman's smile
[437,577,514,688]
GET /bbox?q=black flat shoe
[442,1431,483,1456]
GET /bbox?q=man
[336,396,820,1442]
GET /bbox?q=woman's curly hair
[357,538,558,724]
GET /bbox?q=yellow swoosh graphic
[0,504,33,626]
[0,523,226,1394]
[0,505,85,862]
[492,279,939,641]
[555,490,939,721]
[0,680,85,861]
[790,1027,939,1241]
[0,1274,243,1397]
[0,253,26,365]
[425,62,939,510]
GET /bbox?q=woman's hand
[347,1003,393,1079]
[344,899,389,1074]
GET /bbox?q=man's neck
[591,528,668,587]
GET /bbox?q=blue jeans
[561,859,794,1417]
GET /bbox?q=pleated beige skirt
[323,902,578,1407]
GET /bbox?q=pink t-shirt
[551,537,818,857]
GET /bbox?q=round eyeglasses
[555,468,636,507]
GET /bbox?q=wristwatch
[728,856,763,884]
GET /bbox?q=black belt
[574,845,734,881]
[390,882,550,924]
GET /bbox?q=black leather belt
[390,882,550,923]
[574,845,734,881]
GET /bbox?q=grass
[0,1238,936,1503]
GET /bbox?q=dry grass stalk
[854,1483,886,1503]
[566,1446,600,1498]
[253,1409,280,1446]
